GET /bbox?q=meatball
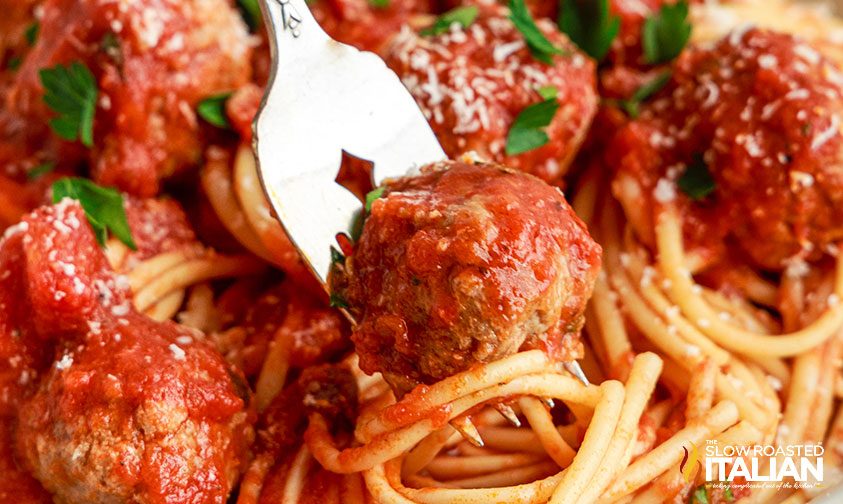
[384,10,597,183]
[1,0,252,196]
[608,28,843,270]
[340,160,601,389]
[1,201,251,503]
[310,0,433,54]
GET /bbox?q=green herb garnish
[329,293,349,309]
[27,161,56,180]
[677,155,715,201]
[505,87,559,155]
[52,177,136,249]
[7,56,22,71]
[330,246,346,265]
[690,485,709,504]
[558,0,620,62]
[509,0,564,64]
[365,186,385,213]
[197,93,233,129]
[619,70,671,117]
[420,6,478,36]
[642,0,691,64]
[368,0,390,8]
[237,0,262,31]
[40,61,99,147]
[25,22,39,46]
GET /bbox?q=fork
[252,0,589,443]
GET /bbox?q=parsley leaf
[537,85,558,100]
[330,246,346,265]
[509,0,564,64]
[678,155,715,201]
[506,90,560,155]
[365,186,385,212]
[619,70,671,117]
[25,22,39,46]
[237,0,262,31]
[40,62,99,147]
[197,93,233,129]
[420,6,478,36]
[27,161,56,180]
[558,0,620,62]
[642,0,691,64]
[6,56,22,71]
[329,293,349,309]
[724,486,734,502]
[368,0,390,8]
[690,485,709,504]
[51,177,136,249]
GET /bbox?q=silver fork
[252,0,589,442]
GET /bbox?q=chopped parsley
[365,186,385,213]
[51,177,136,249]
[558,0,620,62]
[509,0,564,64]
[27,161,56,180]
[330,246,346,265]
[642,0,692,64]
[329,293,349,309]
[6,56,22,71]
[40,61,99,147]
[677,155,715,201]
[420,6,478,36]
[690,485,709,504]
[197,93,233,129]
[237,0,262,31]
[505,86,560,155]
[25,22,39,46]
[368,0,390,8]
[537,85,558,100]
[619,70,671,117]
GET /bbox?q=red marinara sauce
[341,160,601,390]
[384,8,598,184]
[1,0,252,197]
[0,201,252,503]
[310,0,434,54]
[608,28,843,271]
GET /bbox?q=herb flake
[237,0,262,31]
[40,61,99,147]
[25,22,39,46]
[27,161,56,180]
[52,177,136,249]
[420,6,478,36]
[505,90,560,155]
[678,155,716,201]
[197,93,233,129]
[368,0,390,8]
[509,0,564,64]
[329,293,349,309]
[558,0,620,62]
[642,0,691,64]
[619,70,671,117]
[365,186,385,212]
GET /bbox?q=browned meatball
[384,8,597,183]
[3,201,252,503]
[1,0,252,196]
[339,160,601,390]
[608,29,843,271]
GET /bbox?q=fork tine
[564,361,590,386]
[451,416,484,447]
